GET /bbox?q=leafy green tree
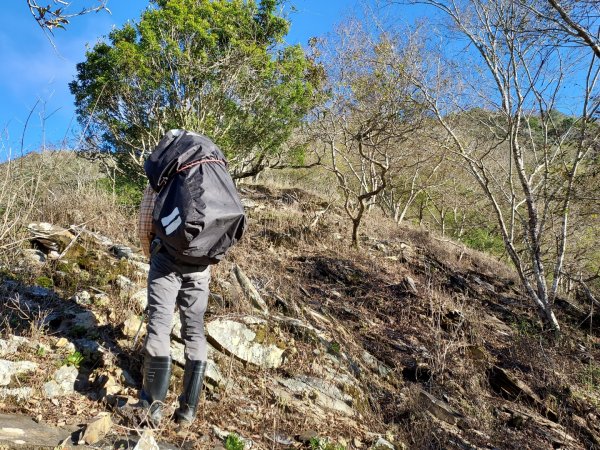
[70,0,322,183]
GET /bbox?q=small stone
[372,437,395,450]
[116,275,133,290]
[111,244,134,259]
[134,429,159,450]
[22,249,46,264]
[82,413,112,445]
[44,365,78,398]
[0,336,30,357]
[72,290,92,305]
[123,316,145,338]
[403,276,418,295]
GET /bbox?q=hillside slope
[0,178,599,450]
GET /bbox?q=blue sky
[2,0,422,157]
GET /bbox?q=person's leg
[141,251,181,423]
[174,264,211,425]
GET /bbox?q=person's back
[136,129,245,428]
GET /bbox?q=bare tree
[27,1,109,33]
[312,21,426,246]
[523,0,600,59]
[394,0,600,331]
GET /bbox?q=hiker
[137,129,246,427]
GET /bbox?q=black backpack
[144,129,247,265]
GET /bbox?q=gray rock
[274,315,328,343]
[0,360,38,386]
[27,286,53,298]
[116,275,133,290]
[0,336,31,357]
[418,389,466,426]
[361,351,379,370]
[22,248,46,264]
[206,317,284,369]
[134,429,160,450]
[372,437,395,450]
[241,198,258,209]
[131,260,150,274]
[44,365,78,398]
[27,222,75,253]
[403,276,418,295]
[71,225,113,247]
[71,290,92,305]
[0,414,73,447]
[0,387,33,402]
[111,244,134,259]
[277,376,354,416]
[75,339,103,358]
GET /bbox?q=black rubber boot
[175,360,207,425]
[140,355,172,425]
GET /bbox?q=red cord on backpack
[177,158,225,173]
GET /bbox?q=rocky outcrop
[206,316,285,369]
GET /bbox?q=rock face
[277,376,355,416]
[44,365,78,398]
[0,414,72,448]
[206,317,285,369]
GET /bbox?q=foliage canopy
[70,0,322,182]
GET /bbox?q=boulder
[27,222,76,253]
[206,317,285,369]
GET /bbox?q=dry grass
[1,162,599,448]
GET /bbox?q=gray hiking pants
[143,250,211,361]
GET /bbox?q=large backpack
[144,129,246,265]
